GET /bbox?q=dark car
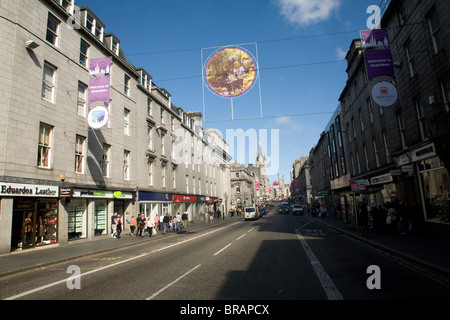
[279,205,289,214]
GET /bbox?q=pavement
[1,210,449,285]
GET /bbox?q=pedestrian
[146,217,153,237]
[111,212,118,238]
[359,202,369,236]
[181,211,188,231]
[163,214,170,235]
[160,214,164,231]
[154,214,159,233]
[136,214,145,237]
[130,216,136,236]
[115,214,122,238]
[176,212,182,233]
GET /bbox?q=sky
[75,0,386,185]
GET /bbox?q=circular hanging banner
[371,81,399,107]
[204,47,258,98]
[87,105,109,129]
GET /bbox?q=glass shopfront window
[419,156,449,223]
[94,199,107,235]
[67,199,87,240]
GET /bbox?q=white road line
[146,264,202,300]
[4,222,242,300]
[213,243,233,256]
[236,233,247,241]
[295,229,344,300]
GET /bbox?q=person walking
[146,217,154,237]
[162,214,170,235]
[129,216,136,236]
[111,212,118,238]
[136,214,144,237]
[181,212,188,231]
[115,214,122,239]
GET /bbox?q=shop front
[138,191,173,224]
[173,195,196,221]
[0,182,59,252]
[65,188,133,241]
[409,143,450,223]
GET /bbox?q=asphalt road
[1,208,449,302]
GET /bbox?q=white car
[292,205,304,216]
[244,207,260,221]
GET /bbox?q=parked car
[292,205,304,216]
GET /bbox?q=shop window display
[67,199,87,240]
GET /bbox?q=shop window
[67,199,87,240]
[94,200,107,236]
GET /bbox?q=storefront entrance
[11,198,58,251]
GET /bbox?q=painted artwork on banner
[204,47,257,98]
[361,29,390,49]
[364,49,396,81]
[88,76,111,105]
[89,57,111,75]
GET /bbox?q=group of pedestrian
[112,212,189,239]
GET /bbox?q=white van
[244,207,260,221]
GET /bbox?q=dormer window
[59,0,74,14]
[112,38,119,55]
[84,10,104,41]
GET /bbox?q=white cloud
[276,0,341,26]
[336,47,347,60]
[274,116,303,133]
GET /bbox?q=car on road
[279,204,289,214]
[292,205,304,216]
[244,206,260,221]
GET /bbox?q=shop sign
[73,189,132,199]
[138,191,172,202]
[390,170,402,176]
[351,179,370,191]
[60,187,73,197]
[396,154,410,166]
[0,182,58,197]
[370,173,393,186]
[410,143,436,162]
[401,165,414,173]
[173,195,197,203]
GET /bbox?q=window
[341,156,346,175]
[356,151,361,174]
[352,117,357,138]
[198,178,201,194]
[124,75,130,96]
[416,99,428,141]
[147,98,152,115]
[60,0,74,12]
[350,153,355,176]
[148,161,153,186]
[397,112,406,149]
[383,131,391,163]
[123,150,130,180]
[172,168,177,189]
[160,108,164,124]
[124,108,130,135]
[111,38,119,55]
[359,109,364,132]
[42,62,56,103]
[398,5,406,25]
[161,133,166,155]
[441,76,450,113]
[405,40,415,77]
[373,138,380,168]
[368,98,374,123]
[236,185,241,193]
[363,144,369,171]
[46,14,60,46]
[192,177,196,194]
[79,39,89,68]
[186,175,189,193]
[101,144,110,177]
[77,82,87,116]
[37,123,53,168]
[147,125,153,150]
[75,135,86,174]
[161,165,166,188]
[428,9,444,54]
[85,12,103,40]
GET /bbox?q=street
[1,206,449,301]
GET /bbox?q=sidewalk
[0,218,223,278]
[305,210,450,280]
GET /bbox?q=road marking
[295,229,344,300]
[4,222,241,300]
[146,264,202,300]
[236,233,247,241]
[214,243,233,256]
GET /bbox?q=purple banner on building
[89,57,111,75]
[364,49,396,81]
[88,76,110,105]
[361,29,390,49]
